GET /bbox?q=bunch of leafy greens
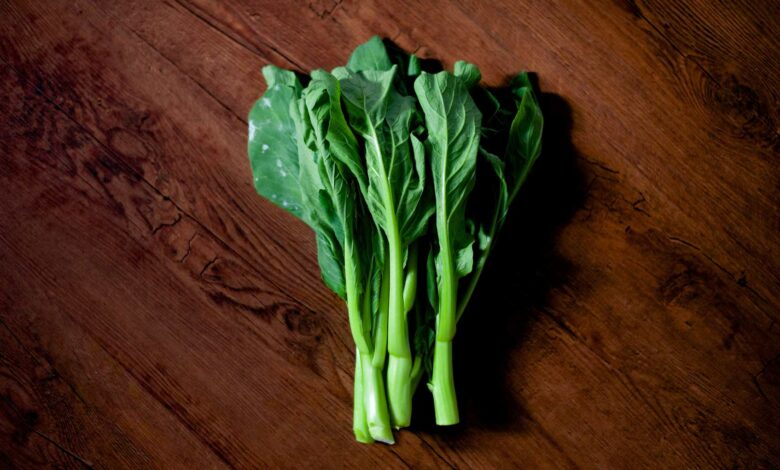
[248,36,543,444]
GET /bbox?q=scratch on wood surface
[121,22,246,125]
[33,431,94,468]
[171,0,304,70]
[179,232,198,263]
[151,212,182,235]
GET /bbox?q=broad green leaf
[316,229,346,298]
[414,71,481,281]
[478,147,508,233]
[347,36,393,72]
[340,67,433,244]
[292,91,348,297]
[383,41,421,95]
[505,73,544,204]
[308,70,367,193]
[456,73,543,319]
[454,61,481,89]
[297,76,382,362]
[292,80,353,299]
[248,65,306,222]
[401,134,434,240]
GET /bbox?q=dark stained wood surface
[1,0,778,468]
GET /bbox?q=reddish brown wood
[1,0,778,468]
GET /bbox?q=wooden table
[1,1,778,468]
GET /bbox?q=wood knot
[283,307,322,339]
[712,75,779,151]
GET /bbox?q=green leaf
[248,65,307,222]
[414,71,481,280]
[340,67,433,244]
[414,70,481,342]
[478,147,509,230]
[505,73,544,204]
[456,73,543,319]
[347,36,393,72]
[308,70,367,194]
[290,76,356,301]
[402,134,434,240]
[453,61,481,89]
[407,55,421,77]
[316,228,346,298]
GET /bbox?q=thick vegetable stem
[345,241,393,443]
[386,221,413,428]
[353,351,373,443]
[361,353,394,443]
[431,237,459,425]
[431,340,458,425]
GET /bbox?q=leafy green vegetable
[247,35,543,444]
[457,72,544,321]
[454,60,481,89]
[339,64,433,427]
[303,70,394,443]
[248,65,306,222]
[347,35,393,73]
[414,71,482,424]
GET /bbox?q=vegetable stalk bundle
[248,36,543,444]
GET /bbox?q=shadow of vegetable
[410,80,586,437]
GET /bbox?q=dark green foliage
[247,35,543,443]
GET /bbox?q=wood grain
[1,0,778,468]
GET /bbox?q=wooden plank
[327,0,780,305]
[0,318,141,468]
[136,2,776,466]
[1,0,778,467]
[151,0,780,463]
[0,61,423,467]
[633,0,779,152]
[0,0,340,319]
[155,0,779,320]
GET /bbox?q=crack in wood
[171,0,304,70]
[668,235,740,285]
[179,232,198,263]
[415,435,456,469]
[86,337,238,469]
[308,0,344,19]
[386,445,413,469]
[0,317,89,407]
[667,234,776,327]
[33,430,95,468]
[7,57,332,337]
[119,21,247,126]
[151,212,182,235]
[581,156,620,175]
[750,353,779,402]
[199,256,220,279]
